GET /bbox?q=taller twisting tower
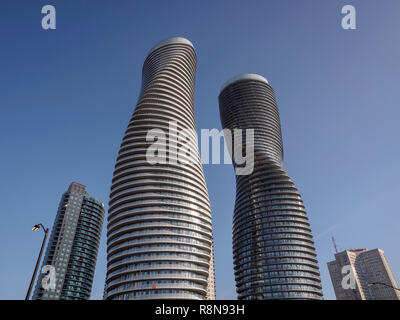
[219,74,322,300]
[105,37,215,300]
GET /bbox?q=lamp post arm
[25,225,49,300]
[39,224,47,234]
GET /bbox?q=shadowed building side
[32,182,104,300]
[219,74,323,300]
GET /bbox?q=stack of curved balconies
[105,38,215,300]
[219,74,323,300]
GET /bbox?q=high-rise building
[219,74,323,300]
[104,37,215,300]
[32,182,105,300]
[328,248,400,300]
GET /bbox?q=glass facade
[104,37,215,300]
[32,182,104,300]
[219,74,323,300]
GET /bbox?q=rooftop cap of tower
[148,37,194,55]
[220,73,269,93]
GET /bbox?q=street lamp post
[25,223,49,300]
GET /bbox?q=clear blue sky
[1,0,400,300]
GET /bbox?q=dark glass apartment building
[32,182,104,300]
[104,37,215,300]
[219,74,323,300]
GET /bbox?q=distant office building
[104,37,215,300]
[32,182,105,300]
[328,248,400,300]
[219,74,323,300]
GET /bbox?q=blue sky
[1,0,400,300]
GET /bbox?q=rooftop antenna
[331,236,339,253]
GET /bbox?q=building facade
[104,37,215,300]
[32,182,105,300]
[328,248,400,300]
[219,74,323,300]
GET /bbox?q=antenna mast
[331,236,338,253]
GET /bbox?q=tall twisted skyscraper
[219,74,323,300]
[104,37,215,300]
